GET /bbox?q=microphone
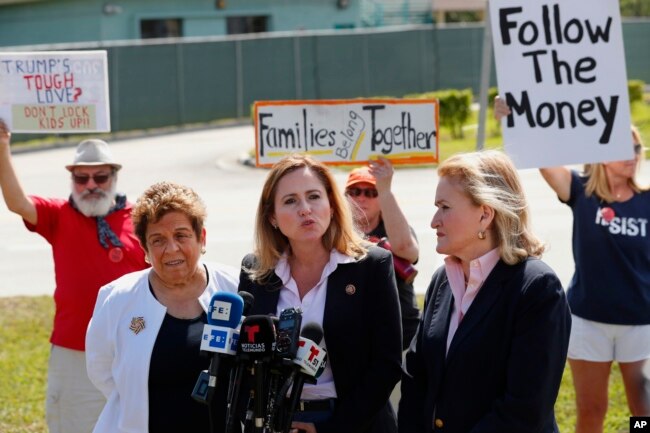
[238,315,276,433]
[266,308,303,431]
[278,323,328,433]
[293,324,327,377]
[201,292,244,403]
[225,292,256,433]
[239,290,255,317]
[275,307,302,359]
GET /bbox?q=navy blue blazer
[398,258,571,433]
[239,246,402,433]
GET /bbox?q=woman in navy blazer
[239,154,402,433]
[399,151,571,433]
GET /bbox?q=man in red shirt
[0,119,147,433]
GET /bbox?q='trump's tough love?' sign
[490,0,632,169]
[0,51,110,133]
[254,99,438,167]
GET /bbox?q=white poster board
[489,0,632,169]
[0,50,110,133]
[254,99,439,167]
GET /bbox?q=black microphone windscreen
[239,315,276,358]
[238,291,255,316]
[300,322,323,345]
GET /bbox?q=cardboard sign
[0,50,110,133]
[490,0,632,169]
[254,99,438,167]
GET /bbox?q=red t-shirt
[25,196,148,351]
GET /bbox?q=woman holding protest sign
[496,97,650,432]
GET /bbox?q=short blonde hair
[249,154,366,282]
[584,125,648,202]
[438,150,545,265]
[132,181,206,252]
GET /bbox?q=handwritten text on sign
[0,51,110,133]
[490,0,632,169]
[254,99,438,167]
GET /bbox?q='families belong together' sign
[490,0,632,168]
[254,99,439,167]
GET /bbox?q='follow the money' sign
[254,99,438,167]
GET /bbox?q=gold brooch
[129,316,146,335]
[345,284,356,295]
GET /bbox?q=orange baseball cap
[345,166,376,188]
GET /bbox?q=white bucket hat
[65,139,122,172]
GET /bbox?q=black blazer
[239,246,402,433]
[398,258,571,433]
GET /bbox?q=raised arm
[369,157,419,263]
[0,120,37,225]
[493,97,572,202]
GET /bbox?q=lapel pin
[129,316,146,335]
[345,284,356,295]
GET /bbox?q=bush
[405,88,474,139]
[629,80,645,105]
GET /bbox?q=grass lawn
[0,296,636,433]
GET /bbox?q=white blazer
[86,262,239,433]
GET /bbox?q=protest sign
[0,50,110,133]
[254,99,438,167]
[489,0,632,168]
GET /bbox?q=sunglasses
[72,173,112,185]
[634,144,644,155]
[346,187,379,198]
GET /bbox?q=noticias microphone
[278,322,328,433]
[238,315,276,433]
[201,292,244,403]
[224,291,256,433]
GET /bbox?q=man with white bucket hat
[0,120,148,433]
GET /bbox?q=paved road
[1,125,648,297]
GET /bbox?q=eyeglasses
[72,173,112,185]
[346,187,379,198]
[634,144,644,155]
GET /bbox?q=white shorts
[46,345,106,433]
[568,315,650,363]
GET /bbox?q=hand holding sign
[0,119,10,147]
[368,157,394,194]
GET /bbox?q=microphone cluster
[192,291,328,433]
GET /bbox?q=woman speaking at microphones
[238,154,403,433]
[85,182,240,433]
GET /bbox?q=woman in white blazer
[86,182,239,433]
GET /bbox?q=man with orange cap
[345,156,420,349]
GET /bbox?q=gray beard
[71,181,117,217]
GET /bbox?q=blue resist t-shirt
[564,171,650,325]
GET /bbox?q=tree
[620,0,650,17]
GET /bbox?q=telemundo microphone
[279,322,328,433]
[238,314,276,433]
[198,291,244,404]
